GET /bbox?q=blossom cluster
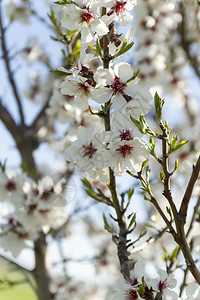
[134,0,185,96]
[55,0,152,180]
[0,171,68,257]
[113,260,178,300]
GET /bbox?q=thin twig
[0,4,25,124]
[179,1,200,81]
[179,155,200,223]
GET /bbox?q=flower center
[83,142,97,159]
[6,180,16,192]
[41,188,54,200]
[118,144,133,158]
[158,280,167,291]
[78,83,90,95]
[126,289,138,300]
[119,129,133,141]
[129,277,139,287]
[81,12,93,25]
[111,76,126,94]
[113,1,127,15]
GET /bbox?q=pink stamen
[126,289,138,300]
[6,180,16,191]
[83,142,97,159]
[111,76,126,94]
[158,280,167,291]
[119,144,133,158]
[119,129,133,141]
[113,1,127,15]
[81,12,93,25]
[78,83,90,95]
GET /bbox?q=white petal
[91,87,113,104]
[94,68,113,86]
[112,94,127,110]
[114,62,133,82]
[81,26,93,43]
[91,19,108,35]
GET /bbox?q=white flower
[148,269,178,300]
[60,77,92,111]
[108,133,149,176]
[112,260,145,300]
[0,231,29,257]
[65,126,112,174]
[186,282,200,299]
[5,0,32,23]
[92,62,152,110]
[61,3,108,43]
[102,0,137,26]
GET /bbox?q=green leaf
[50,70,72,76]
[171,246,178,260]
[128,213,136,230]
[168,140,188,154]
[154,92,165,122]
[67,29,78,38]
[73,39,81,61]
[88,46,97,52]
[166,206,172,218]
[128,188,134,200]
[130,114,156,136]
[171,135,178,148]
[96,39,102,56]
[103,213,114,234]
[141,159,148,170]
[82,178,92,190]
[160,171,165,182]
[0,159,7,173]
[174,159,179,171]
[48,8,57,27]
[172,141,188,152]
[101,103,112,114]
[127,69,140,83]
[114,39,134,57]
[53,0,70,4]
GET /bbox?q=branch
[30,91,52,133]
[0,4,25,124]
[130,228,167,254]
[0,99,20,140]
[179,155,200,223]
[0,254,32,273]
[179,1,200,81]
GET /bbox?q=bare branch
[0,4,25,125]
[179,155,200,223]
[30,91,52,133]
[0,99,19,140]
[179,1,200,81]
[0,254,32,272]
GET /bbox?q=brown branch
[0,99,19,140]
[0,5,25,124]
[0,254,32,272]
[179,155,200,223]
[159,123,179,222]
[33,233,54,300]
[179,1,200,81]
[30,91,52,133]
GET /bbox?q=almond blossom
[60,77,93,111]
[92,62,152,110]
[61,1,108,43]
[102,0,137,26]
[65,126,112,175]
[148,269,178,300]
[112,260,145,300]
[107,131,149,176]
